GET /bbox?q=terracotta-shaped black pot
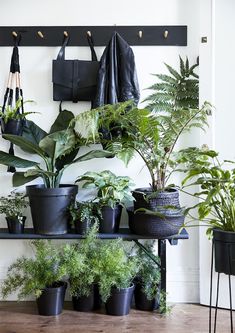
[6,216,26,234]
[99,205,122,233]
[72,284,101,312]
[74,218,90,235]
[105,284,134,316]
[36,282,67,316]
[1,119,23,135]
[134,283,159,311]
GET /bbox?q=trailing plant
[72,57,211,192]
[0,109,112,188]
[0,193,28,221]
[1,240,67,299]
[0,98,37,123]
[69,201,102,227]
[91,238,139,302]
[77,170,134,208]
[181,147,235,235]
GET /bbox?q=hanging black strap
[72,60,79,103]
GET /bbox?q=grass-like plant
[0,98,37,123]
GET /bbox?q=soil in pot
[134,283,159,311]
[26,184,78,235]
[105,284,134,316]
[99,205,122,233]
[133,187,180,211]
[72,284,101,312]
[6,216,26,234]
[36,282,67,316]
[213,229,235,275]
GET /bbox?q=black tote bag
[52,35,99,103]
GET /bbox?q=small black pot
[36,282,67,316]
[6,216,26,234]
[133,187,180,211]
[134,283,159,311]
[105,284,134,316]
[74,218,90,235]
[1,119,23,135]
[72,284,101,312]
[99,205,122,233]
[213,229,235,276]
[26,184,78,235]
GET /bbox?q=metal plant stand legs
[209,242,234,333]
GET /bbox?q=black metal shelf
[0,227,188,241]
[0,26,187,46]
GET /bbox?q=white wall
[0,0,200,302]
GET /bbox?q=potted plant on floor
[64,224,102,312]
[92,238,139,316]
[72,57,211,237]
[0,110,112,235]
[69,201,102,235]
[1,240,68,316]
[182,148,235,275]
[0,193,28,234]
[77,170,134,233]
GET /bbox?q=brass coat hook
[164,30,169,39]
[138,30,143,38]
[12,31,18,37]
[37,31,44,38]
[63,31,68,37]
[87,31,92,37]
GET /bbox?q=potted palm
[69,201,102,235]
[1,240,68,316]
[0,110,112,235]
[182,148,235,275]
[0,193,28,233]
[92,238,139,316]
[77,170,134,233]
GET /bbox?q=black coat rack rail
[0,26,187,46]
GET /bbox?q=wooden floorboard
[0,302,232,333]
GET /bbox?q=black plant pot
[36,282,67,316]
[213,229,235,276]
[1,119,23,135]
[72,284,101,312]
[127,207,184,238]
[99,205,122,233]
[26,184,78,235]
[134,283,159,311]
[6,216,26,234]
[74,218,90,235]
[133,187,180,211]
[105,284,134,316]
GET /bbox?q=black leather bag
[52,35,99,103]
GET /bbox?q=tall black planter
[213,229,235,276]
[26,184,78,235]
[99,205,122,233]
[72,284,101,312]
[36,282,67,316]
[105,284,134,316]
[134,283,159,311]
[6,216,26,234]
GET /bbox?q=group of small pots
[37,281,159,317]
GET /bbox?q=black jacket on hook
[94,32,140,107]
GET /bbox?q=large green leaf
[22,120,47,149]
[3,135,46,158]
[13,172,39,187]
[70,150,114,165]
[0,151,38,168]
[49,110,74,134]
[55,148,80,171]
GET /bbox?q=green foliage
[0,193,28,219]
[182,148,235,233]
[0,110,113,188]
[0,98,37,123]
[77,170,134,208]
[1,240,67,299]
[69,201,102,227]
[159,290,172,315]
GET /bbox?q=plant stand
[209,240,234,333]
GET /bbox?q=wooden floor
[0,302,233,333]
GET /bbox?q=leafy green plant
[72,58,210,192]
[0,110,112,188]
[91,238,139,302]
[0,193,28,220]
[0,98,37,123]
[69,201,102,226]
[182,148,235,235]
[77,170,134,208]
[1,240,67,299]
